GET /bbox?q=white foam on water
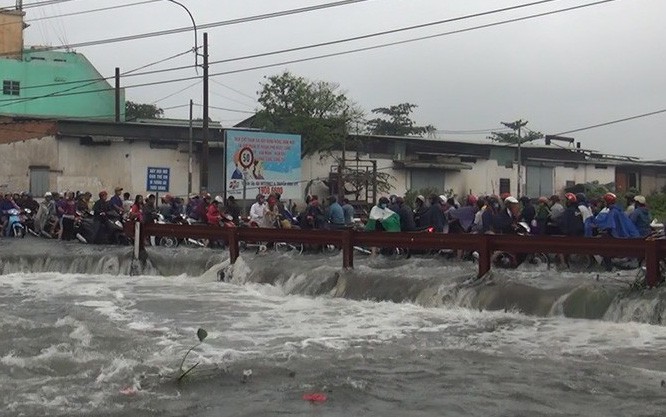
[95,357,140,384]
[55,316,93,347]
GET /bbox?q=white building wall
[57,138,198,196]
[0,136,58,193]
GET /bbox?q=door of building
[410,169,445,192]
[29,167,50,196]
[525,165,553,197]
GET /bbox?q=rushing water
[2,239,666,416]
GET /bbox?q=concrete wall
[0,136,58,193]
[0,11,23,59]
[56,138,198,196]
[0,136,200,197]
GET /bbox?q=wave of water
[2,238,665,325]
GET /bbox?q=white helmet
[214,195,224,203]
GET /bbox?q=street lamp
[163,0,209,193]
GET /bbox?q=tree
[366,102,434,136]
[254,71,363,158]
[125,101,164,120]
[487,119,543,144]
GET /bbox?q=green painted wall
[0,49,124,120]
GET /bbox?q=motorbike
[7,209,26,238]
[492,222,550,269]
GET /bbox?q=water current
[1,239,666,416]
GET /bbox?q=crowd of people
[364,191,654,240]
[0,187,656,248]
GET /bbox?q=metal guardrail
[124,222,666,287]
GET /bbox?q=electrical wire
[0,0,619,106]
[554,108,666,135]
[151,79,201,104]
[0,0,372,56]
[0,0,77,9]
[8,0,615,93]
[193,103,254,114]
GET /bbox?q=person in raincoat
[365,196,401,232]
[365,196,401,256]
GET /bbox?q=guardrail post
[645,239,660,288]
[342,229,354,269]
[228,228,239,264]
[477,234,491,278]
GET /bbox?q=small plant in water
[177,328,208,382]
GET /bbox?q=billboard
[225,130,302,200]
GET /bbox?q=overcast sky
[6,0,665,159]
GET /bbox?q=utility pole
[200,32,209,193]
[188,99,193,195]
[501,119,528,196]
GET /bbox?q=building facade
[0,9,122,121]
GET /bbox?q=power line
[210,79,257,102]
[1,0,77,9]
[0,0,371,56]
[193,103,254,114]
[0,0,618,106]
[555,108,666,135]
[9,0,602,92]
[151,79,201,104]
[21,1,160,24]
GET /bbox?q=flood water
[1,240,666,416]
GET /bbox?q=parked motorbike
[7,209,26,238]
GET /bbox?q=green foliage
[647,193,666,223]
[125,101,164,120]
[366,102,434,136]
[177,327,208,382]
[488,119,542,145]
[254,71,363,158]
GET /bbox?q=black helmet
[378,197,390,205]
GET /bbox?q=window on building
[499,178,511,195]
[628,172,639,190]
[2,80,20,96]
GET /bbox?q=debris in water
[596,274,600,281]
[119,386,138,396]
[661,380,665,387]
[241,369,253,384]
[302,393,327,403]
[288,371,296,378]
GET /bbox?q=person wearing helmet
[206,196,224,225]
[557,193,584,237]
[492,196,521,234]
[249,193,266,226]
[628,195,651,237]
[413,195,428,228]
[585,192,640,238]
